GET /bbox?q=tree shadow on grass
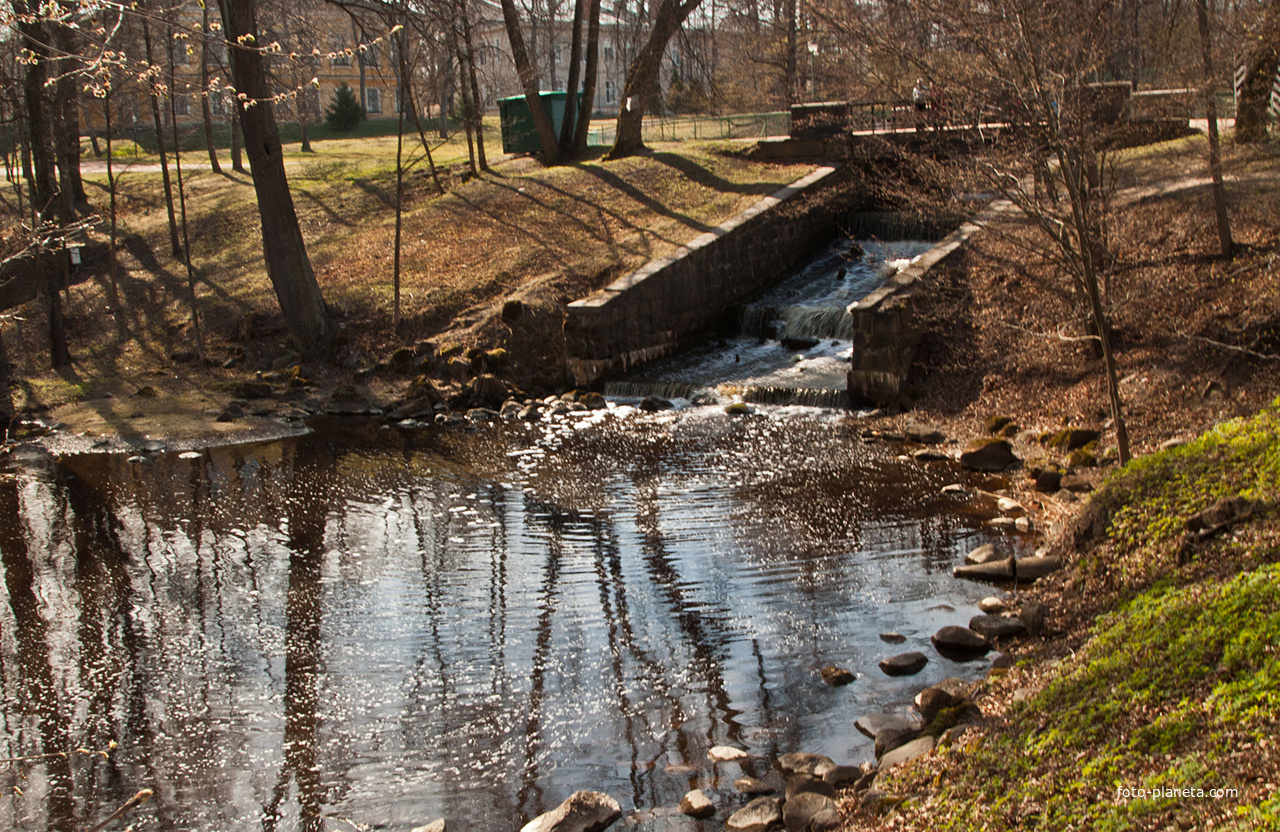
[576,164,716,234]
[646,151,791,198]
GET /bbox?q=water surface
[0,409,1022,832]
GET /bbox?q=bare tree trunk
[1055,146,1131,465]
[221,0,331,354]
[394,48,406,334]
[572,0,603,157]
[52,25,88,211]
[460,2,489,171]
[354,20,369,121]
[454,35,478,175]
[231,114,245,172]
[200,2,224,174]
[1196,0,1234,259]
[170,26,205,360]
[142,19,183,257]
[105,90,119,310]
[608,0,703,159]
[783,0,797,105]
[13,1,71,367]
[499,0,562,164]
[560,0,587,154]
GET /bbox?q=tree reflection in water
[0,413,1023,830]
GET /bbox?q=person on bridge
[913,79,930,131]
[913,79,930,112]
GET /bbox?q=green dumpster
[498,91,584,155]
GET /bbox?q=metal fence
[586,111,791,146]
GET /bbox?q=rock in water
[734,777,775,796]
[854,713,917,741]
[774,752,837,779]
[879,631,907,643]
[725,797,783,832]
[678,789,715,819]
[411,821,446,832]
[708,745,750,762]
[964,543,998,565]
[520,791,621,832]
[931,625,991,656]
[879,651,928,677]
[819,665,855,686]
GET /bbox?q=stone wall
[564,165,843,388]
[846,201,1013,406]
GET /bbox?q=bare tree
[220,0,332,354]
[499,0,563,163]
[608,0,705,159]
[140,16,183,257]
[1195,0,1233,258]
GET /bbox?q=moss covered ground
[845,400,1280,831]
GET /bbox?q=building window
[211,91,226,115]
[603,42,613,63]
[332,38,350,66]
[365,87,381,113]
[360,43,379,68]
[172,41,190,65]
[172,94,189,116]
[604,79,615,104]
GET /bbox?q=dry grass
[897,136,1280,455]
[0,139,810,413]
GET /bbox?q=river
[0,241,1026,832]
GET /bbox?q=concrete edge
[848,199,1015,315]
[569,165,840,309]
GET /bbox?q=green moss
[1100,398,1280,565]
[872,403,1280,831]
[986,414,1014,433]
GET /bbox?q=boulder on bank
[725,797,783,832]
[874,727,919,758]
[931,625,991,656]
[877,736,935,770]
[1020,601,1048,635]
[1047,427,1100,452]
[520,791,621,832]
[915,678,971,723]
[904,423,946,444]
[411,821,446,832]
[463,374,516,408]
[968,614,1026,640]
[784,774,835,800]
[879,651,928,677]
[959,439,1019,472]
[782,792,839,832]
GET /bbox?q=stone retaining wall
[564,165,843,388]
[846,200,1013,406]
